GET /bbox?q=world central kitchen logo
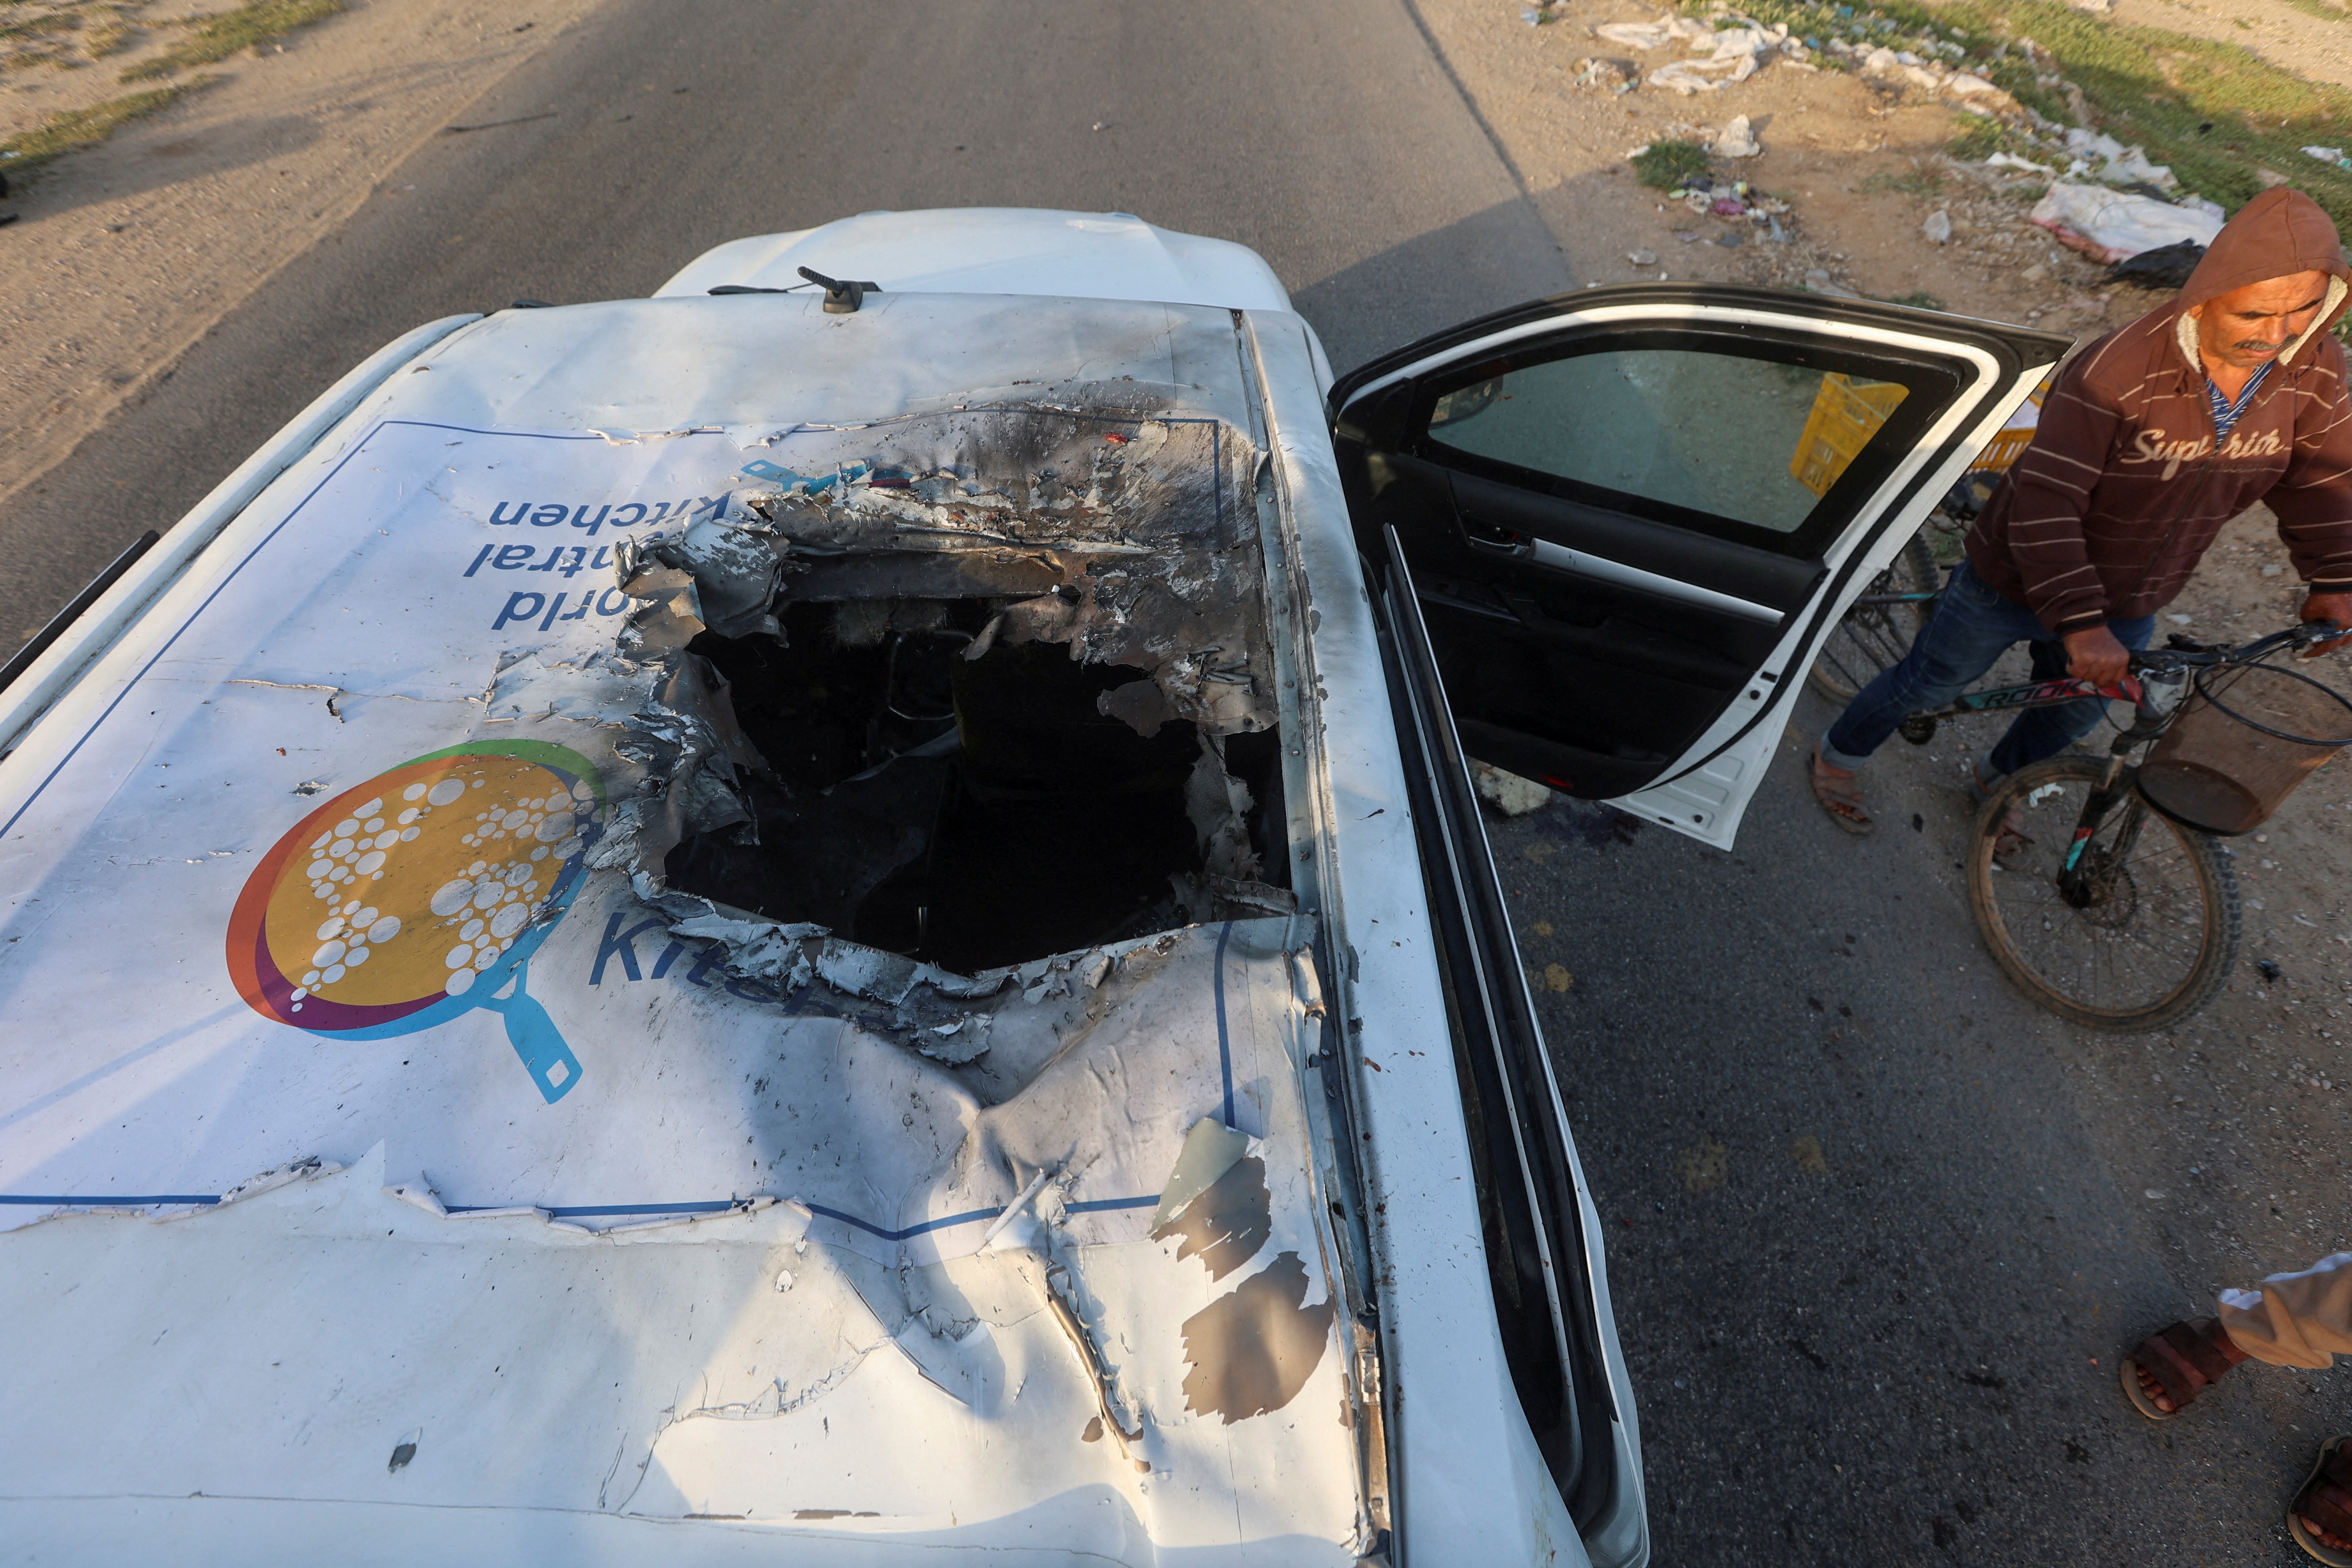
[225,740,606,1103]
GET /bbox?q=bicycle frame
[1900,621,2344,892]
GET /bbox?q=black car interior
[1335,326,1961,799]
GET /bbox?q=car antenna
[796,266,880,314]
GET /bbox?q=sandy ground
[2111,0,2352,93]
[0,0,604,531]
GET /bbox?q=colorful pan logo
[227,740,606,1102]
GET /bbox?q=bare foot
[2134,1358,2178,1414]
[2306,1514,2352,1556]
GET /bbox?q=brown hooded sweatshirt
[1967,186,2352,633]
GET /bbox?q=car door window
[1429,351,1908,537]
[1414,335,1952,557]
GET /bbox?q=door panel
[1334,284,2068,843]
[1373,525,1630,1540]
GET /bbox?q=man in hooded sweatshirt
[1807,186,2352,834]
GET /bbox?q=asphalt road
[5,2,2342,1563]
[0,0,1570,633]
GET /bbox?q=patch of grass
[1632,138,1713,189]
[1947,115,2005,160]
[1960,0,2352,235]
[119,0,345,82]
[1675,0,2352,238]
[0,77,212,177]
[0,12,80,44]
[84,19,135,58]
[1863,166,1945,196]
[2278,0,2349,19]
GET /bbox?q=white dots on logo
[293,771,594,1006]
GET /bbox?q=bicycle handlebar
[2129,621,2346,672]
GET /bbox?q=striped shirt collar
[2206,360,2273,443]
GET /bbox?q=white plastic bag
[2029,182,2223,263]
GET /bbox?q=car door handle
[1467,529,1785,625]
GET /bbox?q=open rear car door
[1333,284,2070,847]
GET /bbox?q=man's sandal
[2290,1435,2352,1565]
[1809,748,1874,835]
[2118,1318,2246,1418]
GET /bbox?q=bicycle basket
[2136,661,2352,836]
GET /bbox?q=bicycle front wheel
[1807,531,1939,706]
[1965,755,2240,1032]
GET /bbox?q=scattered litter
[1803,270,1860,301]
[2257,958,2283,982]
[1646,25,1789,95]
[2029,182,2223,264]
[1984,151,2054,176]
[1921,209,1953,246]
[2167,613,2194,626]
[2305,147,2352,172]
[1571,57,1636,92]
[1594,17,1714,51]
[1625,248,1659,266]
[1472,762,1551,817]
[1712,114,1760,158]
[2061,128,2177,191]
[2103,239,2205,291]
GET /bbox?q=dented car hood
[0,297,1382,1558]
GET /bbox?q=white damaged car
[0,209,2060,1566]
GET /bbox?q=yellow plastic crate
[1964,378,2051,475]
[1790,374,1909,497]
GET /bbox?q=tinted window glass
[1427,349,1909,536]
[1413,333,1955,558]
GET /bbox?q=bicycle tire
[1807,530,1940,706]
[1965,755,2240,1032]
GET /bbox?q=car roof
[653,207,1297,315]
[0,291,1378,1552]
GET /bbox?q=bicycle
[1894,622,2350,1032]
[1806,504,1969,705]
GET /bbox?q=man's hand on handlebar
[2300,591,2352,657]
[2063,624,2133,686]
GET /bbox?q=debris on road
[1474,761,1554,817]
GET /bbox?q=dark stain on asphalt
[1533,799,1645,848]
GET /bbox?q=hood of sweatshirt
[2170,187,2351,371]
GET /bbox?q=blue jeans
[1821,560,2155,780]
